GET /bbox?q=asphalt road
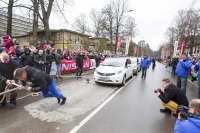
[75,62,198,133]
[0,62,198,133]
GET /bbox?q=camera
[176,105,190,119]
[154,88,164,95]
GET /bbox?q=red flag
[116,38,122,54]
[179,39,185,57]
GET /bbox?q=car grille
[98,72,115,76]
[98,79,113,82]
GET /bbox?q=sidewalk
[162,62,198,89]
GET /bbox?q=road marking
[69,77,135,133]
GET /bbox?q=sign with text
[60,60,90,74]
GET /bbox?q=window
[76,35,80,43]
[68,34,72,41]
[57,33,61,40]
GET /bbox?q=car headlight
[114,70,122,74]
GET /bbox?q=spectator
[75,52,84,79]
[155,78,189,116]
[0,53,19,108]
[52,49,62,79]
[174,99,200,133]
[34,49,46,72]
[176,53,192,94]
[140,55,149,79]
[20,47,34,67]
[171,56,179,75]
[95,52,101,68]
[194,59,200,98]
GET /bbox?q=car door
[126,59,132,78]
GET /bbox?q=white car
[129,57,141,75]
[94,57,134,86]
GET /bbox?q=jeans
[198,80,200,98]
[141,68,147,78]
[56,64,61,77]
[172,66,176,75]
[41,81,64,99]
[177,76,187,94]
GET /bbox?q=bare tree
[112,0,129,54]
[123,17,136,42]
[32,0,39,46]
[101,3,115,52]
[73,14,90,34]
[90,9,103,38]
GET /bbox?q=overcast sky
[49,0,198,51]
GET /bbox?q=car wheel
[95,81,99,84]
[121,76,126,86]
[135,71,138,76]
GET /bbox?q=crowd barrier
[50,59,100,75]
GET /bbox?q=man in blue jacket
[175,53,192,94]
[194,60,200,99]
[141,55,149,79]
[174,99,200,133]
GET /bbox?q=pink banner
[60,60,91,74]
[116,38,122,54]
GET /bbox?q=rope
[0,82,40,103]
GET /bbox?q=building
[15,29,109,51]
[0,11,44,37]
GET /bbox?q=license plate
[99,76,110,81]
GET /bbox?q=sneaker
[57,98,60,104]
[60,97,66,105]
[160,108,171,113]
[9,103,16,110]
[59,76,62,79]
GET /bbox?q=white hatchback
[94,57,134,86]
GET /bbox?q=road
[0,62,198,133]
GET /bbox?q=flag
[179,39,185,57]
[116,38,122,54]
[125,38,130,55]
[133,46,137,56]
[173,41,179,57]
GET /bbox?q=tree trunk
[40,0,54,44]
[6,0,13,36]
[33,0,39,47]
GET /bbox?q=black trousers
[76,66,83,76]
[0,84,17,105]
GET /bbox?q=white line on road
[69,77,135,133]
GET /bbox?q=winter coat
[176,58,192,78]
[0,59,19,90]
[34,54,46,71]
[174,116,200,133]
[76,54,84,67]
[140,57,149,69]
[20,66,53,92]
[158,83,188,106]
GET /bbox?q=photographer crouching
[155,78,189,116]
[174,99,200,133]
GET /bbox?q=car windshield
[131,58,137,64]
[101,58,125,67]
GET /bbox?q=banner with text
[60,60,91,74]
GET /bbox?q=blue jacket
[174,117,200,133]
[141,57,149,69]
[175,58,192,78]
[194,64,200,80]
